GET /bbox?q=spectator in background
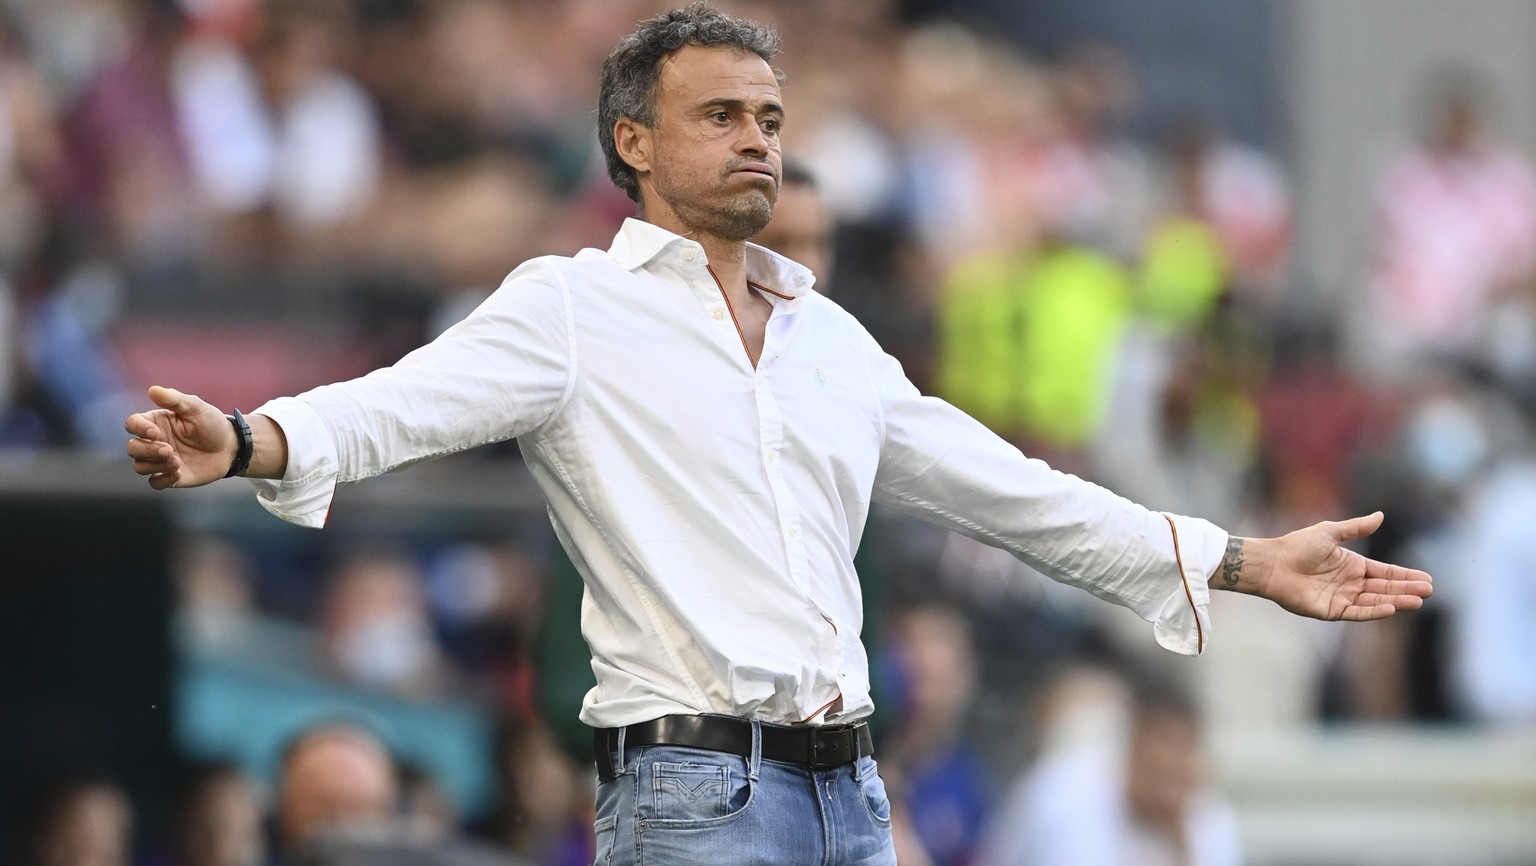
[9,774,135,866]
[919,34,1140,465]
[276,723,395,831]
[883,605,990,866]
[481,719,589,866]
[0,6,64,270]
[174,533,260,653]
[0,0,35,442]
[747,158,832,285]
[273,722,399,862]
[899,27,1053,267]
[171,0,383,253]
[169,761,265,866]
[979,667,1241,866]
[977,664,1133,866]
[931,203,1132,468]
[276,721,520,866]
[1445,394,1536,725]
[60,0,199,268]
[1029,40,1152,263]
[318,549,458,700]
[1149,114,1291,314]
[1360,68,1536,381]
[1356,378,1536,725]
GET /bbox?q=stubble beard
[655,166,776,242]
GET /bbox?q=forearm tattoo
[1221,537,1244,588]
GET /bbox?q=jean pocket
[856,758,893,825]
[592,814,618,864]
[637,747,754,827]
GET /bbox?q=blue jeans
[591,722,896,865]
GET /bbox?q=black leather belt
[593,714,874,780]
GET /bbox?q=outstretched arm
[125,386,289,488]
[1215,512,1433,621]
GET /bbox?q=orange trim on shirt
[1161,513,1204,654]
[794,693,843,725]
[709,265,756,366]
[748,279,794,300]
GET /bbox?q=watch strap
[223,409,254,478]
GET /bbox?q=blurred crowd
[4,0,1536,864]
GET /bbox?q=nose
[736,120,769,157]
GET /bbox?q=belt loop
[614,726,628,776]
[747,719,762,781]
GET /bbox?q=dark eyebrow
[700,97,784,117]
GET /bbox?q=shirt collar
[607,217,814,299]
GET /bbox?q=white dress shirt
[249,218,1227,728]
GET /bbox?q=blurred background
[1,0,1535,863]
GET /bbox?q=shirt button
[766,450,777,462]
[712,308,724,320]
[684,249,697,261]
[787,526,799,537]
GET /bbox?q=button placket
[754,371,811,592]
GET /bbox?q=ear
[613,117,653,178]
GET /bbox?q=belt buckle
[809,727,853,769]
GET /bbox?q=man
[978,671,1240,866]
[275,722,520,866]
[276,723,401,860]
[126,5,1432,864]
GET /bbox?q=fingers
[126,436,172,463]
[147,469,182,490]
[1361,560,1434,596]
[148,385,200,416]
[127,437,181,479]
[124,411,164,441]
[1328,511,1385,543]
[1343,592,1427,620]
[1352,592,1426,611]
[129,386,200,489]
[1360,577,1434,599]
[1343,602,1399,622]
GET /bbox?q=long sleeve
[246,259,575,528]
[866,341,1225,654]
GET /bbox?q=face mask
[1405,397,1489,486]
[336,613,433,687]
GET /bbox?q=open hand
[1229,512,1434,621]
[124,386,235,489]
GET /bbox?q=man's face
[753,181,833,281]
[627,45,784,241]
[278,731,398,849]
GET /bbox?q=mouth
[731,163,778,182]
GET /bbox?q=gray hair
[598,3,782,204]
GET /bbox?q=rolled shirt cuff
[243,396,340,529]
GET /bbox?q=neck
[697,236,748,291]
[640,207,751,294]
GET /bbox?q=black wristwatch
[224,409,254,478]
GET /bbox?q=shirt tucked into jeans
[243,217,1230,862]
